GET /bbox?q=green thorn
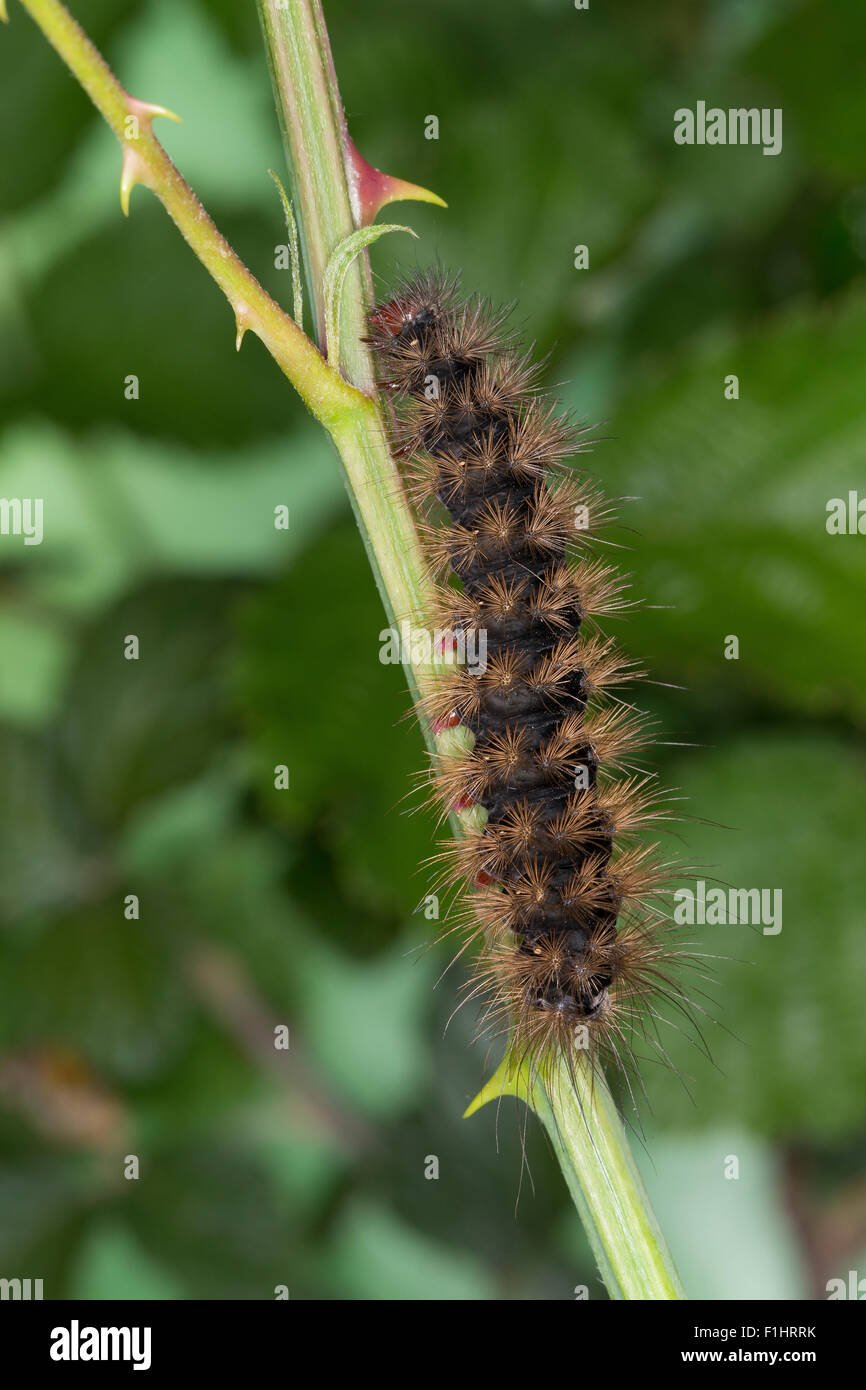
[376,178,447,215]
[463,1052,533,1118]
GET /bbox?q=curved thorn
[234,303,252,352]
[344,133,446,227]
[464,1051,530,1118]
[127,95,183,126]
[119,145,148,217]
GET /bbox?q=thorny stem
[256,0,444,374]
[257,0,368,370]
[7,0,362,432]
[8,0,434,707]
[466,1054,685,1298]
[255,0,438,716]
[4,0,686,1299]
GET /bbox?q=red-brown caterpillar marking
[367,270,691,1094]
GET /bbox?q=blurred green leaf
[0,727,89,924]
[124,1144,295,1298]
[150,825,303,1015]
[294,931,435,1118]
[645,734,866,1137]
[323,1197,496,1300]
[0,421,344,620]
[5,208,306,447]
[0,902,190,1080]
[56,579,234,830]
[129,1017,260,1148]
[0,1153,94,1282]
[637,1129,807,1299]
[69,1217,186,1300]
[581,288,866,722]
[750,0,866,180]
[0,610,69,726]
[235,520,435,928]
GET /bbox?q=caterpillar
[367,269,691,1097]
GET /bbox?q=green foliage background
[0,0,864,1299]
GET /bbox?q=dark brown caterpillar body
[368,270,687,1086]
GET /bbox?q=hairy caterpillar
[367,270,692,1096]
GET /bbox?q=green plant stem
[257,0,370,373]
[534,1059,686,1300]
[327,402,436,706]
[467,1052,685,1299]
[256,0,444,372]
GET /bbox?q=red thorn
[344,134,447,226]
